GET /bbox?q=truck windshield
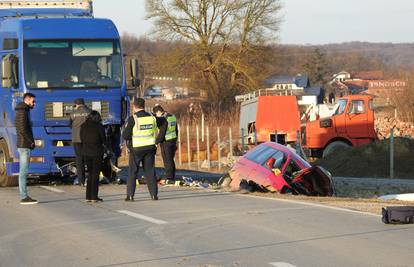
[334,99,347,115]
[24,40,123,89]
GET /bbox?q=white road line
[39,186,65,193]
[269,262,297,267]
[117,210,168,225]
[238,194,382,217]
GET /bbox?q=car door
[247,148,287,190]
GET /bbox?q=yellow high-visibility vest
[165,114,177,141]
[132,115,157,148]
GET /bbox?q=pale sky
[93,0,414,44]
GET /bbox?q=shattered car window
[262,151,286,170]
[284,160,302,179]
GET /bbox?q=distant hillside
[121,35,414,80]
[320,42,414,68]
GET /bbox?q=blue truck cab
[0,1,130,186]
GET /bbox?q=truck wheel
[0,140,18,187]
[322,141,351,158]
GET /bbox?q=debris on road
[220,142,334,197]
[315,137,414,178]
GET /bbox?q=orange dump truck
[238,93,377,157]
[304,94,377,158]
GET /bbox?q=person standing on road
[69,98,91,186]
[15,93,37,205]
[123,98,161,202]
[153,105,178,184]
[80,111,106,202]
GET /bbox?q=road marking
[269,262,297,267]
[117,210,168,225]
[238,194,381,217]
[39,186,65,193]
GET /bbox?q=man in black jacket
[153,105,178,183]
[15,93,37,205]
[69,98,91,186]
[122,98,162,201]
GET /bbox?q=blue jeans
[18,148,31,199]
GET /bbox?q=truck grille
[45,101,109,120]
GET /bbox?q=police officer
[153,105,178,183]
[69,98,91,186]
[122,98,161,201]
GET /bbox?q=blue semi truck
[0,1,137,186]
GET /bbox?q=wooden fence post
[186,125,191,169]
[178,124,182,166]
[206,126,211,170]
[217,127,221,171]
[196,125,200,170]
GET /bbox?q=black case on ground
[382,206,414,224]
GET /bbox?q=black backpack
[382,206,414,224]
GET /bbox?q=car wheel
[0,140,18,187]
[322,141,351,158]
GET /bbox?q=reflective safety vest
[165,114,177,141]
[132,115,157,148]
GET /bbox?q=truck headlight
[34,139,44,148]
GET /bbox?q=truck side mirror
[2,54,18,88]
[130,58,140,87]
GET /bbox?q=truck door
[345,99,369,138]
[332,99,348,135]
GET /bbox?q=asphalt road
[1,184,414,267]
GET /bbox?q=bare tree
[145,0,282,106]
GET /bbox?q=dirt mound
[315,138,414,179]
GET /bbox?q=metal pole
[217,127,221,171]
[196,125,200,170]
[296,130,301,155]
[186,125,191,169]
[390,127,395,179]
[254,128,258,146]
[178,124,182,166]
[241,128,245,152]
[229,127,233,158]
[206,126,211,170]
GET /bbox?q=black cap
[74,98,85,105]
[134,97,145,109]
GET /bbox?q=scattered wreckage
[219,142,334,196]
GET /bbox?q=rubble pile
[376,116,414,139]
[315,137,414,179]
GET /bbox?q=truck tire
[0,140,18,187]
[322,141,351,158]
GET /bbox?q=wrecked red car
[222,142,334,196]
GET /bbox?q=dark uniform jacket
[156,112,179,143]
[122,110,162,152]
[15,102,35,149]
[80,120,106,157]
[69,105,91,143]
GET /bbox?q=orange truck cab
[303,95,377,158]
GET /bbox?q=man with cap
[69,98,91,186]
[153,105,178,184]
[122,98,162,201]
